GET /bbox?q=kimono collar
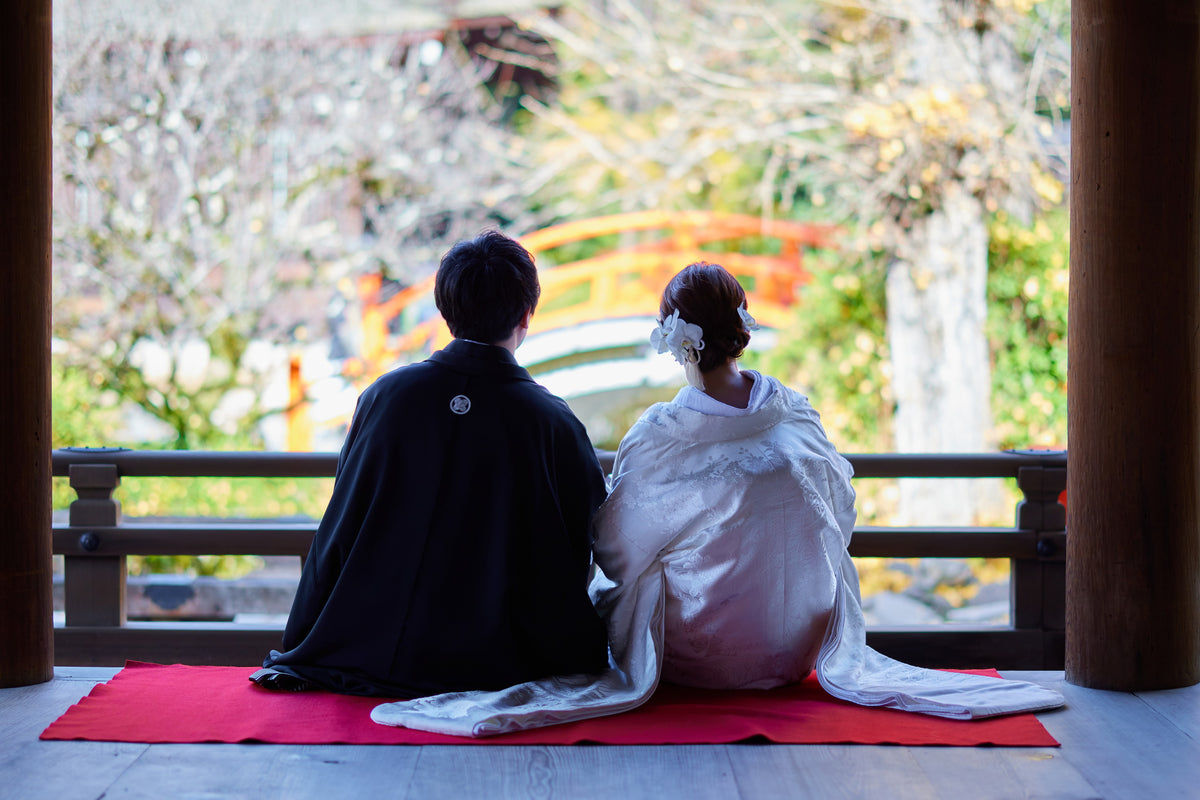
[644,376,794,443]
[429,338,536,382]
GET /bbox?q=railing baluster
[1012,459,1068,668]
[64,464,126,627]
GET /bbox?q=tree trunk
[887,185,1003,524]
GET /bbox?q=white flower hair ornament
[651,309,706,366]
[738,305,759,331]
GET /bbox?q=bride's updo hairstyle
[660,262,752,373]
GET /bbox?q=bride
[371,262,1065,736]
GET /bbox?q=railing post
[1012,460,1067,668]
[65,464,127,627]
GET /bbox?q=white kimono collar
[640,376,795,444]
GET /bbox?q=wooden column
[1068,0,1200,689]
[0,0,54,687]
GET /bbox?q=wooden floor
[1,669,1196,800]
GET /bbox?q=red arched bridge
[287,211,837,449]
[344,211,838,383]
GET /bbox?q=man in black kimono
[252,231,609,696]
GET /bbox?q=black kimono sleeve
[262,345,608,697]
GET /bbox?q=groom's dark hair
[435,230,541,344]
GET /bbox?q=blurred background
[51,0,1070,624]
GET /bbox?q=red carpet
[40,661,1059,746]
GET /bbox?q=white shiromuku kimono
[371,373,1065,736]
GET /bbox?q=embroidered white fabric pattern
[449,395,471,415]
[371,376,1065,736]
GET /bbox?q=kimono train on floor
[371,373,1065,735]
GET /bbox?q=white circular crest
[449,394,471,415]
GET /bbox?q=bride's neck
[700,360,753,409]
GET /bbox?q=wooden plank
[55,624,283,667]
[1,740,147,800]
[54,524,316,557]
[406,745,741,800]
[850,527,1053,558]
[848,452,1065,478]
[52,624,1058,670]
[1035,676,1200,799]
[50,448,1068,480]
[63,555,126,626]
[2,669,1197,800]
[910,746,1096,799]
[52,523,1065,561]
[266,745,423,798]
[52,449,338,477]
[0,672,110,741]
[82,743,420,800]
[1135,683,1200,742]
[866,628,1054,669]
[727,745,936,799]
[1010,558,1043,630]
[49,625,1067,669]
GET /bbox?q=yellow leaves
[1050,264,1069,292]
[907,84,972,132]
[994,0,1039,15]
[845,83,992,154]
[856,558,914,596]
[832,273,861,292]
[912,267,934,291]
[1032,165,1064,204]
[879,138,905,162]
[845,104,902,139]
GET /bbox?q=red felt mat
[40,661,1059,747]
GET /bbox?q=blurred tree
[52,0,525,449]
[517,0,1069,522]
[987,208,1068,451]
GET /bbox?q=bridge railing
[51,448,1066,669]
[349,211,840,382]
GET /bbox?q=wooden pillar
[0,0,54,686]
[1068,0,1200,689]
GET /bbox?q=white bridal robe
[371,374,1065,736]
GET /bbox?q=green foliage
[118,475,332,577]
[745,209,1068,456]
[743,248,893,453]
[986,209,1069,449]
[51,358,125,511]
[53,356,333,577]
[52,359,125,450]
[743,208,1067,525]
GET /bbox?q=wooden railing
[51,448,1067,669]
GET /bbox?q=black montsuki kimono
[261,339,609,697]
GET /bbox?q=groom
[253,231,609,696]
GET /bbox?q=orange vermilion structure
[351,211,840,385]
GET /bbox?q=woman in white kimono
[372,263,1064,736]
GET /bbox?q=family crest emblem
[449,394,471,415]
